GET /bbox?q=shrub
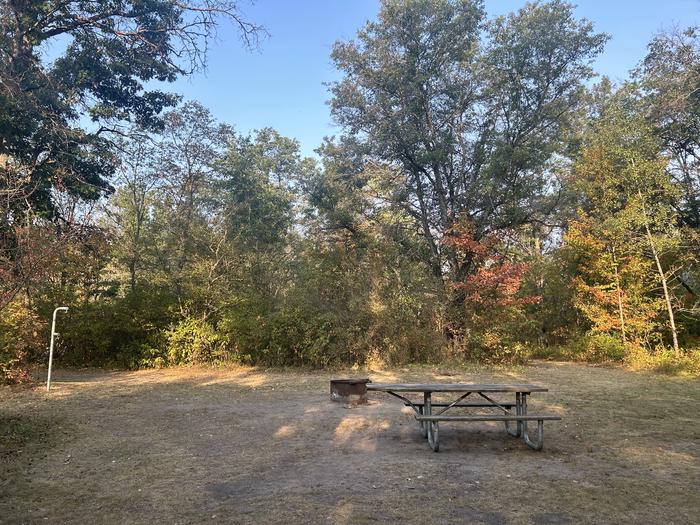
[0,302,46,383]
[582,332,626,362]
[449,333,530,365]
[527,332,626,363]
[220,306,347,367]
[625,346,700,376]
[53,288,172,368]
[165,317,226,365]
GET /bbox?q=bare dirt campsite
[5,1,700,524]
[2,362,698,524]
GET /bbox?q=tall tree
[0,0,262,219]
[149,101,234,316]
[570,94,684,354]
[564,215,658,349]
[0,1,263,315]
[640,26,700,228]
[105,133,159,292]
[216,128,313,311]
[329,0,607,281]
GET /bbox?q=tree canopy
[0,0,263,219]
[330,0,608,281]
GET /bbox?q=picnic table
[366,383,561,452]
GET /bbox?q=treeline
[2,1,700,381]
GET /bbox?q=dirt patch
[0,413,59,460]
[1,362,699,524]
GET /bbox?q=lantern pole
[47,307,68,392]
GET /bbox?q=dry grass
[1,362,699,524]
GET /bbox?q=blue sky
[169,0,700,157]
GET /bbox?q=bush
[165,317,226,365]
[527,332,626,363]
[449,333,531,365]
[268,309,345,367]
[582,332,626,362]
[528,334,700,376]
[625,346,700,375]
[0,302,46,383]
[54,288,172,368]
[220,305,347,367]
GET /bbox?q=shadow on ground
[1,363,698,524]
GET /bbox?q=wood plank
[367,383,548,393]
[415,414,561,422]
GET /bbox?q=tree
[638,27,700,337]
[219,128,308,250]
[293,150,445,366]
[216,128,312,314]
[0,1,263,319]
[0,0,262,219]
[329,0,607,282]
[105,132,159,292]
[640,26,700,228]
[148,101,234,316]
[564,215,658,349]
[443,221,540,355]
[569,94,685,354]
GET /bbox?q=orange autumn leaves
[564,216,659,344]
[444,224,539,308]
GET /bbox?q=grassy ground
[1,362,699,524]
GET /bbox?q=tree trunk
[611,246,627,346]
[646,229,680,355]
[129,261,136,292]
[639,191,680,355]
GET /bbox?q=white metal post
[47,307,68,392]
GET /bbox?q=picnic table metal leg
[523,419,544,451]
[418,405,427,437]
[520,392,528,440]
[505,392,522,437]
[517,392,523,437]
[518,393,543,450]
[427,422,439,452]
[424,392,439,452]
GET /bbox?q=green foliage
[579,333,627,362]
[626,347,700,375]
[0,302,45,383]
[217,236,446,368]
[562,90,687,353]
[259,309,341,367]
[0,0,261,219]
[330,0,607,280]
[639,26,700,228]
[219,305,341,367]
[1,2,698,375]
[528,333,625,363]
[520,253,581,345]
[55,288,171,368]
[165,317,226,365]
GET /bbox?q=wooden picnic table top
[366,383,548,393]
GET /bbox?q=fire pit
[330,378,370,404]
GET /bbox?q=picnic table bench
[366,383,561,452]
